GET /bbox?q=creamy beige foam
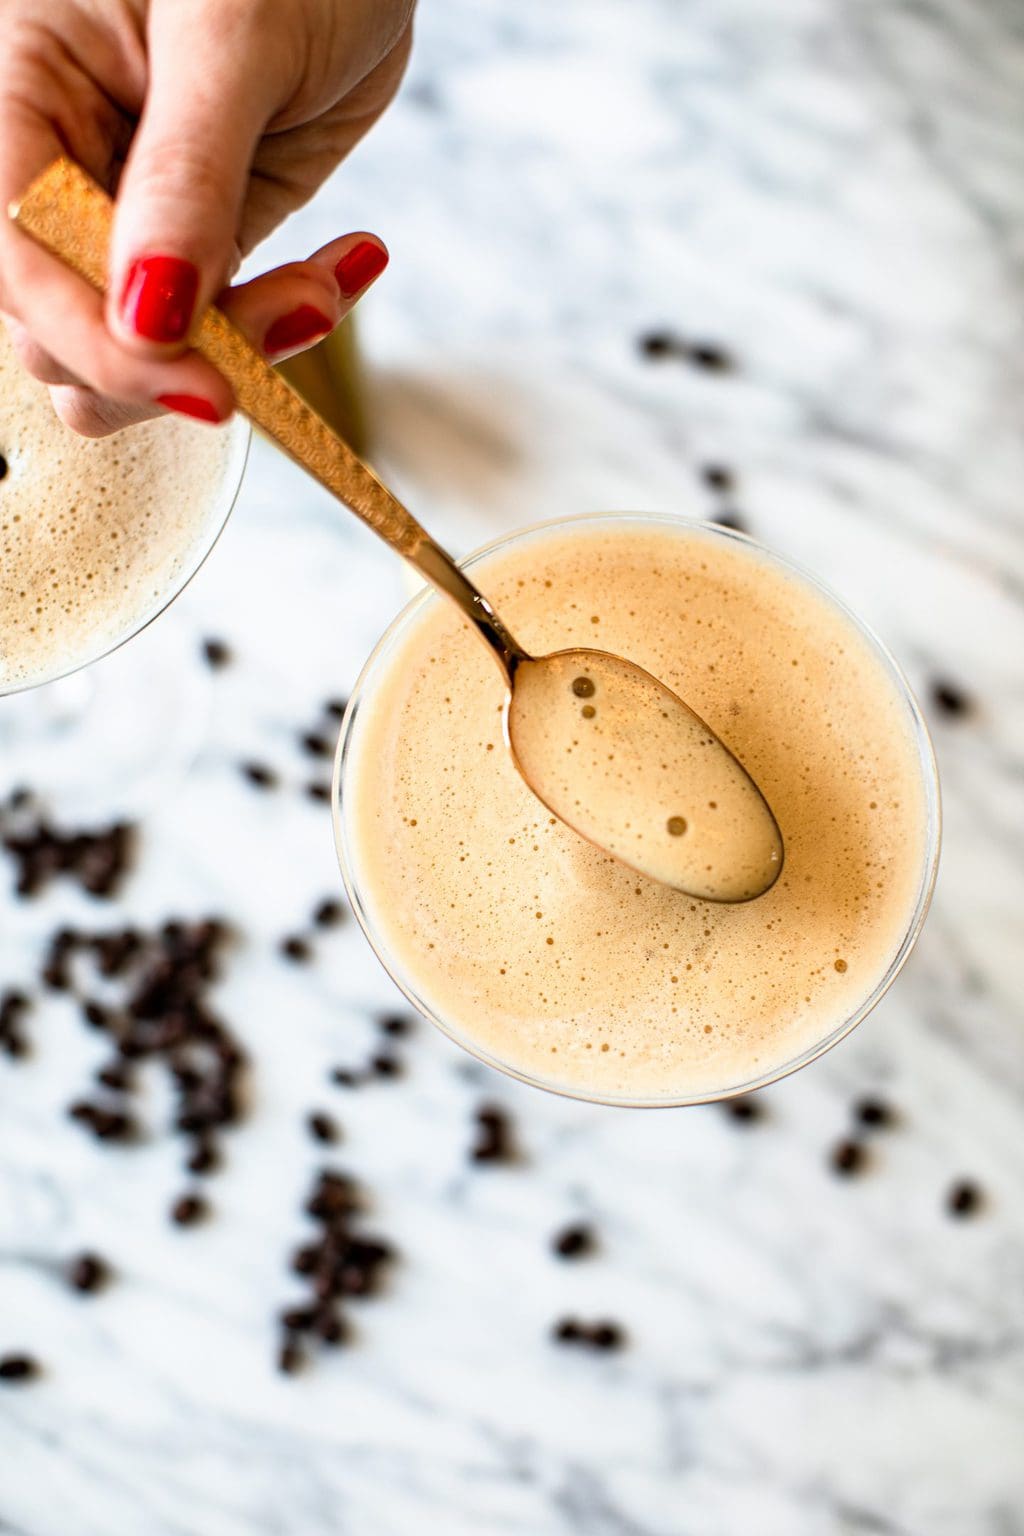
[0,324,240,691]
[344,516,932,1101]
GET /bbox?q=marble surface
[2,1,1024,1532]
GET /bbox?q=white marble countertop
[2,1,1023,1532]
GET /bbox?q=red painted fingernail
[155,393,224,424]
[263,304,333,357]
[334,240,388,298]
[120,255,200,343]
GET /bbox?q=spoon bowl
[506,647,783,901]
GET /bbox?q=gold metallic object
[10,158,416,552]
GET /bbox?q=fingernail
[156,393,225,424]
[263,305,333,357]
[334,240,388,298]
[121,256,200,343]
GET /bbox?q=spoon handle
[9,157,428,559]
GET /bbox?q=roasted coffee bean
[291,1244,321,1277]
[201,638,232,670]
[280,1306,316,1333]
[92,1109,136,1143]
[701,464,735,493]
[82,1000,111,1030]
[590,1321,626,1351]
[307,1112,339,1145]
[830,1139,866,1176]
[277,1338,304,1375]
[378,1013,413,1038]
[930,679,972,718]
[241,762,278,789]
[0,1031,28,1059]
[855,1096,895,1129]
[186,1138,220,1177]
[96,1061,132,1092]
[690,342,734,372]
[313,899,345,929]
[1,988,31,1018]
[0,1354,38,1381]
[315,1307,347,1345]
[947,1180,983,1217]
[637,330,681,359]
[552,1224,594,1260]
[553,1317,582,1342]
[330,1067,361,1088]
[305,782,332,803]
[370,1052,401,1079]
[710,509,748,533]
[170,1193,208,1227]
[280,936,311,964]
[42,961,70,991]
[300,733,331,758]
[324,698,348,720]
[68,1253,109,1294]
[723,1095,762,1122]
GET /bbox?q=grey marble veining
[2,2,1024,1533]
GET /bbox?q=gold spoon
[11,157,783,902]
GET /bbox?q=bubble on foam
[0,326,236,689]
[347,519,929,1100]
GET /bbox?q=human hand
[0,0,413,435]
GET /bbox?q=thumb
[106,0,275,356]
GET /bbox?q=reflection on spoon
[507,649,783,902]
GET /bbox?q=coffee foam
[0,324,238,690]
[345,516,931,1102]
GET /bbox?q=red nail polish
[263,304,333,356]
[156,393,224,424]
[121,255,200,343]
[334,240,388,298]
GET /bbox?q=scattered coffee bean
[306,782,332,803]
[300,733,332,758]
[96,1061,132,1092]
[324,698,349,720]
[280,936,311,964]
[830,1139,866,1176]
[201,637,232,670]
[67,1253,109,1295]
[0,1354,38,1382]
[81,1000,111,1030]
[330,1067,361,1088]
[315,1307,348,1345]
[709,509,748,533]
[947,1180,983,1218]
[637,330,682,359]
[307,1111,339,1145]
[552,1224,594,1260]
[170,1193,208,1227]
[471,1103,515,1164]
[701,464,735,493]
[277,1338,304,1375]
[280,1305,316,1333]
[553,1317,582,1342]
[378,1012,414,1038]
[591,1321,626,1351]
[240,762,278,789]
[313,898,345,929]
[723,1094,762,1122]
[690,342,734,372]
[0,1030,28,1059]
[186,1138,220,1177]
[370,1052,401,1079]
[930,679,972,718]
[291,1244,321,1276]
[855,1096,895,1129]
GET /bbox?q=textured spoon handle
[9,157,428,559]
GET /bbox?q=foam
[0,324,238,690]
[345,516,932,1101]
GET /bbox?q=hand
[0,0,413,435]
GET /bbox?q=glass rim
[333,511,942,1109]
[0,413,251,698]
